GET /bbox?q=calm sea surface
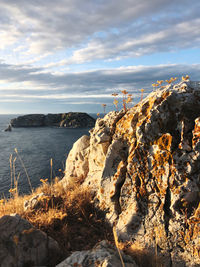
[0,114,94,197]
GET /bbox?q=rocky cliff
[62,80,200,266]
[10,112,95,128]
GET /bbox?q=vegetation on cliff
[0,77,199,266]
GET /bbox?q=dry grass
[118,241,166,267]
[0,178,167,266]
[0,178,113,261]
[0,194,29,217]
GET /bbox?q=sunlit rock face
[62,81,200,266]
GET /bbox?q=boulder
[62,135,90,186]
[24,193,63,212]
[56,240,138,267]
[0,214,60,267]
[62,80,200,267]
[24,193,44,211]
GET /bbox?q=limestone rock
[24,193,64,212]
[56,240,138,267]
[0,214,60,267]
[24,193,44,211]
[62,135,90,186]
[62,110,125,189]
[62,80,200,267]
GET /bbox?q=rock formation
[62,80,200,267]
[4,124,12,132]
[56,240,138,267]
[0,214,60,267]
[10,112,95,128]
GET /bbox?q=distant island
[9,112,96,128]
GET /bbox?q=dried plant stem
[13,157,16,190]
[9,154,13,196]
[50,158,53,185]
[15,149,33,193]
[113,223,125,267]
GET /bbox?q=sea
[0,114,96,197]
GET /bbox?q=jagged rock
[10,112,95,128]
[62,110,125,189]
[4,124,12,132]
[24,193,44,211]
[0,214,60,267]
[56,240,138,267]
[24,193,63,212]
[62,81,200,267]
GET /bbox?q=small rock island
[10,112,95,128]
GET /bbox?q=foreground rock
[56,240,137,267]
[62,80,200,266]
[0,214,60,267]
[10,112,95,128]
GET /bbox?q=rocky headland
[10,112,95,128]
[0,80,199,267]
[62,80,200,266]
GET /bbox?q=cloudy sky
[0,0,200,114]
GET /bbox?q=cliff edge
[62,80,200,266]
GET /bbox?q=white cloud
[0,0,200,113]
[0,61,200,99]
[0,0,199,59]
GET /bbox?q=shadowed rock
[10,112,95,128]
[0,214,61,267]
[4,124,12,132]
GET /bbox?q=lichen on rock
[62,80,200,266]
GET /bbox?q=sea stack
[4,124,12,132]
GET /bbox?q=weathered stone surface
[0,214,60,267]
[62,110,125,189]
[62,135,90,186]
[24,193,64,212]
[10,112,95,128]
[56,240,138,267]
[24,193,44,211]
[62,80,200,266]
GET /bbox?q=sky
[0,0,200,114]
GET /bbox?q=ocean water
[0,114,93,197]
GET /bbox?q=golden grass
[0,194,29,217]
[0,175,169,266]
[0,177,113,260]
[118,241,165,267]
